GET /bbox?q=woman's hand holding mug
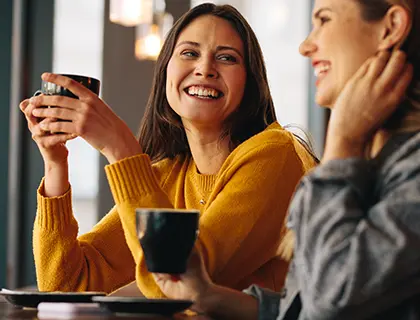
[29,73,142,164]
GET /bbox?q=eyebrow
[175,41,244,58]
[313,7,333,19]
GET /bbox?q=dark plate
[92,296,193,316]
[0,289,106,308]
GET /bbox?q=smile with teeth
[314,63,331,77]
[185,85,223,99]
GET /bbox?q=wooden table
[0,297,212,320]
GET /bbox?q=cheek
[166,60,177,91]
[228,70,246,101]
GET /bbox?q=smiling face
[299,0,384,108]
[166,14,246,131]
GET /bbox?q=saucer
[92,296,193,316]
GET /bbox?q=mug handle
[33,90,42,97]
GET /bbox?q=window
[53,0,105,234]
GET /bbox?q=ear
[377,5,412,51]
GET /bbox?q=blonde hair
[277,0,420,262]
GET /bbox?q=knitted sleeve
[33,156,176,293]
[33,181,135,293]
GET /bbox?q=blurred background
[0,0,327,289]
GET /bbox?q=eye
[217,54,237,63]
[181,50,198,58]
[319,16,331,26]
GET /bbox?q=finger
[152,273,172,282]
[19,99,30,112]
[367,50,392,79]
[39,120,76,134]
[34,132,76,148]
[378,50,407,89]
[389,63,414,105]
[32,106,77,121]
[24,103,42,125]
[30,117,56,136]
[29,94,83,111]
[37,117,63,135]
[170,275,181,282]
[41,73,94,100]
[349,56,375,82]
[152,273,170,284]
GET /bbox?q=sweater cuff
[104,154,161,203]
[308,158,375,197]
[36,178,74,230]
[243,285,282,320]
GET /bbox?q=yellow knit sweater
[33,122,316,297]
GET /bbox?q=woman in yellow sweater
[20,3,316,297]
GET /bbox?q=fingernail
[170,275,180,282]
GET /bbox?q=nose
[194,57,218,79]
[299,33,317,57]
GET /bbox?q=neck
[184,124,230,175]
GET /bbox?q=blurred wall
[6,0,55,288]
[0,0,13,288]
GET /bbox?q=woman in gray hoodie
[153,0,420,319]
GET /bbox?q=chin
[315,92,334,108]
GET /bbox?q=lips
[313,61,331,77]
[184,85,224,99]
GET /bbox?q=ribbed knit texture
[33,122,317,297]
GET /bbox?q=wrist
[44,158,68,171]
[193,283,221,314]
[43,161,70,197]
[322,134,366,163]
[103,141,143,164]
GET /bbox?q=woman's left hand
[30,73,142,163]
[152,248,214,311]
[324,50,413,160]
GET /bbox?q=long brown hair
[357,0,420,133]
[138,3,276,162]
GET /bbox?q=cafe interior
[0,0,331,318]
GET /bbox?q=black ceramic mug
[32,74,100,127]
[34,73,100,98]
[136,208,199,274]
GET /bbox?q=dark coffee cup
[32,74,100,127]
[136,208,199,274]
[36,74,100,98]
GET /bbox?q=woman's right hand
[19,98,76,165]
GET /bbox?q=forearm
[43,160,70,197]
[197,284,258,320]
